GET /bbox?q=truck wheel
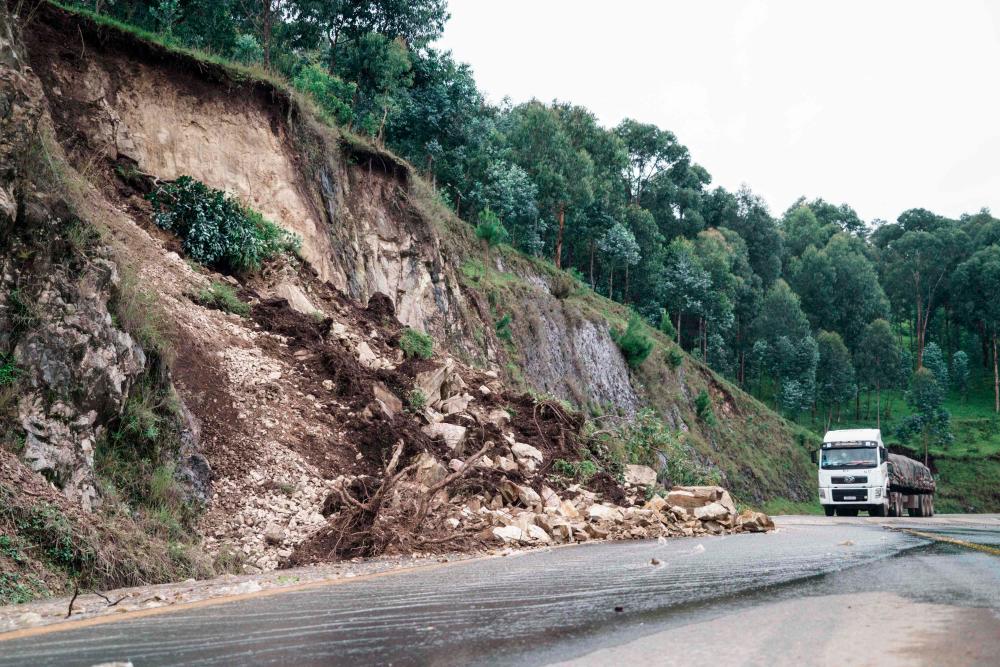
[916,495,927,517]
[824,506,835,517]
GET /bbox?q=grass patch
[196,281,250,316]
[400,328,433,360]
[757,498,824,516]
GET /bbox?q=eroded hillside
[1,2,813,601]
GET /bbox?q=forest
[54,1,1000,468]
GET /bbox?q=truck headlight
[874,487,882,498]
[818,488,826,499]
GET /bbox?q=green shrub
[0,357,19,387]
[196,281,250,316]
[148,176,300,274]
[291,63,355,125]
[475,209,509,256]
[695,389,716,425]
[231,33,264,65]
[400,328,434,360]
[407,389,427,412]
[495,313,513,343]
[665,347,684,370]
[611,313,653,369]
[577,460,598,481]
[552,459,575,477]
[659,308,677,339]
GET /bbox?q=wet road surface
[1,515,997,666]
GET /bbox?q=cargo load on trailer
[887,453,936,494]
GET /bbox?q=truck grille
[832,475,868,484]
[832,489,868,502]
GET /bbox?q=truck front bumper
[819,486,884,505]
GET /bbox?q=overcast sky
[437,0,1000,224]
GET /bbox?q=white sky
[437,0,1000,223]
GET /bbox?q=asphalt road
[1,515,998,666]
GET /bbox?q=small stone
[263,523,284,545]
[650,558,662,565]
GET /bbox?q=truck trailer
[817,428,935,517]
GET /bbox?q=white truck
[817,428,936,517]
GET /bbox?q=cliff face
[0,2,815,595]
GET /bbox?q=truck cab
[817,428,889,517]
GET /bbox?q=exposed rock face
[515,295,640,415]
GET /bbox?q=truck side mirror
[810,450,818,464]
[879,447,887,462]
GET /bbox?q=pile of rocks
[468,482,773,546]
[309,345,774,560]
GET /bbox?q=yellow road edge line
[0,550,510,643]
[902,528,1000,556]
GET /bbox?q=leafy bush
[475,209,509,249]
[407,389,427,412]
[552,459,576,477]
[231,33,263,65]
[659,308,677,339]
[694,389,717,425]
[495,313,513,343]
[665,347,684,370]
[292,63,355,125]
[0,357,19,387]
[196,281,249,316]
[577,460,598,481]
[148,176,300,274]
[611,313,653,369]
[400,328,434,359]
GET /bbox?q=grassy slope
[42,1,818,509]
[792,369,1000,512]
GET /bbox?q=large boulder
[693,502,732,523]
[511,442,543,472]
[666,486,736,513]
[737,510,775,533]
[421,423,468,454]
[625,464,657,488]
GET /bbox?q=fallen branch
[65,581,79,619]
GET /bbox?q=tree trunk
[855,388,860,421]
[327,28,341,73]
[624,264,630,302]
[261,0,273,70]
[554,205,565,269]
[916,298,924,367]
[994,331,999,414]
[608,269,613,300]
[676,311,682,346]
[589,239,595,289]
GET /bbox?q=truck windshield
[820,447,878,469]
